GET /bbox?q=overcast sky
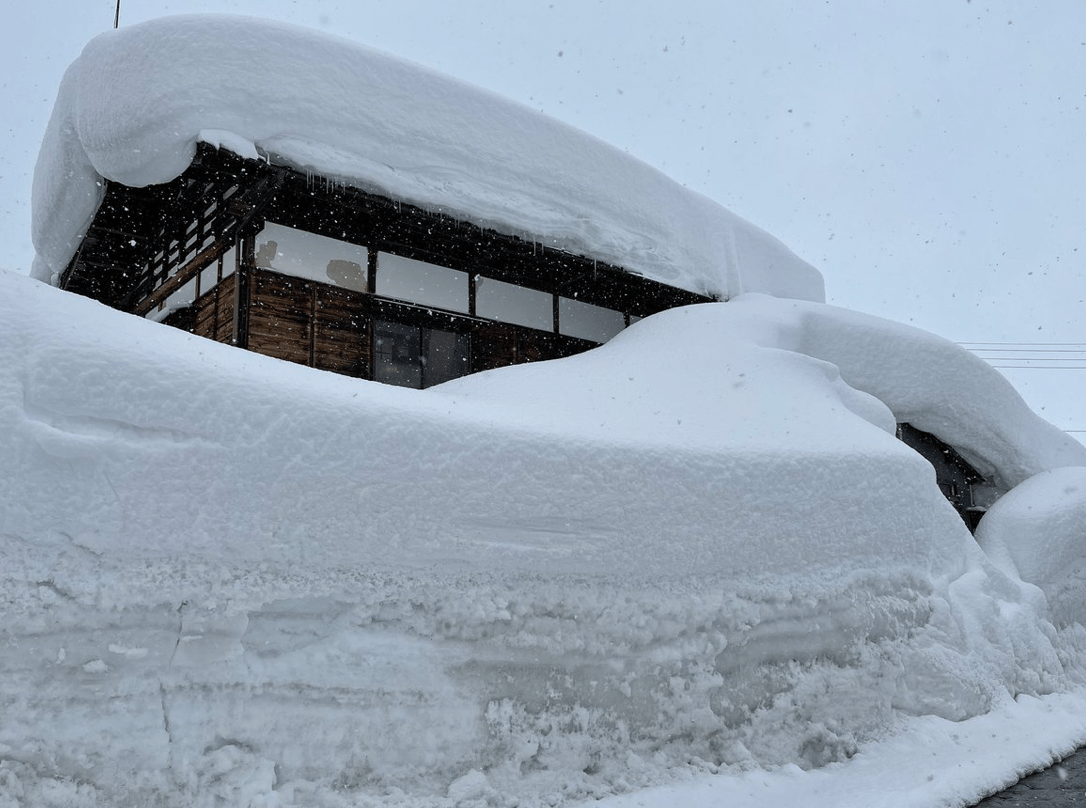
[1,0,1082,431]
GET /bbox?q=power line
[968,348,1086,354]
[956,345,1085,433]
[959,344,1086,368]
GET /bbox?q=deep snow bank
[788,302,1086,491]
[30,14,823,304]
[3,269,1086,806]
[977,467,1086,627]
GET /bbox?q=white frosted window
[558,297,625,342]
[165,276,197,311]
[198,244,238,297]
[476,276,553,331]
[199,261,218,296]
[222,245,236,278]
[255,222,368,292]
[376,252,469,313]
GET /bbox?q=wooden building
[57,141,992,530]
[60,143,712,389]
[56,146,997,543]
[897,423,990,532]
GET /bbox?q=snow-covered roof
[31,14,824,304]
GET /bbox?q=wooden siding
[248,271,314,367]
[313,284,370,377]
[61,144,715,388]
[215,267,597,380]
[238,268,372,377]
[191,273,237,344]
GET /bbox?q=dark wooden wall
[63,143,710,387]
[170,267,594,381]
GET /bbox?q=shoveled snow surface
[3,268,1086,807]
[29,14,824,304]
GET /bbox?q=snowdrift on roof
[30,14,824,304]
[3,268,1086,807]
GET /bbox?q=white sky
[1,0,1082,432]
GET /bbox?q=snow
[12,13,1086,806]
[977,466,1086,628]
[790,302,1086,492]
[4,267,1086,807]
[572,691,1086,808]
[29,14,823,304]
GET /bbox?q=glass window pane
[476,276,553,331]
[423,329,471,387]
[255,222,368,291]
[376,252,468,313]
[222,245,236,278]
[199,261,218,296]
[558,297,625,342]
[374,320,422,388]
[165,276,197,311]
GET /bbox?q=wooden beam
[133,240,231,316]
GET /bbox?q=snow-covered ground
[4,267,1086,807]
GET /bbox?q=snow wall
[30,14,824,304]
[3,268,1086,807]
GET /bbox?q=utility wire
[968,348,1086,354]
[959,344,1086,368]
[957,344,1085,433]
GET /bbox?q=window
[558,297,626,342]
[376,252,469,313]
[423,328,472,386]
[374,320,471,389]
[476,276,554,331]
[374,321,422,388]
[255,222,368,292]
[199,244,236,296]
[164,275,197,312]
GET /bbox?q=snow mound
[4,269,1086,806]
[788,299,1086,491]
[977,467,1086,627]
[30,14,823,304]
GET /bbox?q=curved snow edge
[30,14,824,303]
[770,295,1086,491]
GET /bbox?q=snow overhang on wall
[31,14,824,305]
